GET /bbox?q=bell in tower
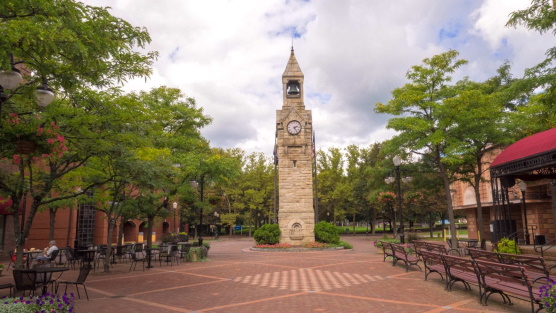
[287,81,300,96]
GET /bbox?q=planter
[377,247,384,255]
[15,140,38,154]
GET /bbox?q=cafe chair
[45,249,60,264]
[13,269,45,296]
[64,247,79,269]
[129,250,146,272]
[56,264,92,300]
[0,283,14,297]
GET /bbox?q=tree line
[1,0,555,271]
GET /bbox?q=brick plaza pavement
[0,236,536,312]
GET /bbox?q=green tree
[444,65,517,241]
[1,0,156,269]
[507,0,556,133]
[375,50,467,249]
[316,148,346,224]
[225,152,272,236]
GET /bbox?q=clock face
[287,120,302,135]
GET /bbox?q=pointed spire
[283,48,303,78]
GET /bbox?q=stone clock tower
[276,48,315,244]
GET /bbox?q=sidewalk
[0,236,535,312]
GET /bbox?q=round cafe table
[144,247,161,269]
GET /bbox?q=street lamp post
[518,181,530,245]
[190,174,206,245]
[172,202,178,234]
[0,55,55,117]
[385,155,412,244]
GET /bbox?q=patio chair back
[48,249,59,262]
[13,270,37,295]
[76,264,92,284]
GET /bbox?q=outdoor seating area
[1,241,203,301]
[379,239,550,313]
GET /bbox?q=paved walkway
[1,236,535,312]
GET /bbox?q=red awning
[0,197,24,215]
[491,127,556,168]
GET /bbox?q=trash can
[535,235,546,245]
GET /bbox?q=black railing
[534,237,556,258]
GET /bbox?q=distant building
[451,128,556,244]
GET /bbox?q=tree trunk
[248,209,252,237]
[117,216,124,246]
[474,156,485,241]
[352,212,356,234]
[441,176,458,249]
[49,208,56,241]
[104,216,115,272]
[371,210,376,235]
[147,215,154,248]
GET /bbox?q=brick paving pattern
[0,236,536,312]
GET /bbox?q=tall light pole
[518,181,530,245]
[385,155,412,244]
[172,202,178,234]
[190,174,206,245]
[0,55,55,118]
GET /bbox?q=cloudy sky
[83,0,553,156]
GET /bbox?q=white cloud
[83,0,554,156]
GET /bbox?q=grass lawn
[335,225,468,238]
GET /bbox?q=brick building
[451,128,556,244]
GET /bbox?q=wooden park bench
[412,241,429,258]
[468,248,500,263]
[419,250,447,288]
[497,252,555,284]
[379,241,395,263]
[441,254,480,297]
[413,241,449,265]
[391,243,422,272]
[474,259,543,313]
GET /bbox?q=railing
[534,237,556,258]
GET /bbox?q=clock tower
[276,48,315,244]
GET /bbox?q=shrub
[314,221,340,244]
[405,233,420,243]
[337,241,352,249]
[494,238,522,254]
[253,224,281,245]
[161,232,177,244]
[373,238,400,249]
[187,247,208,261]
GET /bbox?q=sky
[83,0,553,157]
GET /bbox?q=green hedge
[315,221,340,244]
[253,224,281,244]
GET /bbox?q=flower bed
[251,242,347,252]
[1,293,74,312]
